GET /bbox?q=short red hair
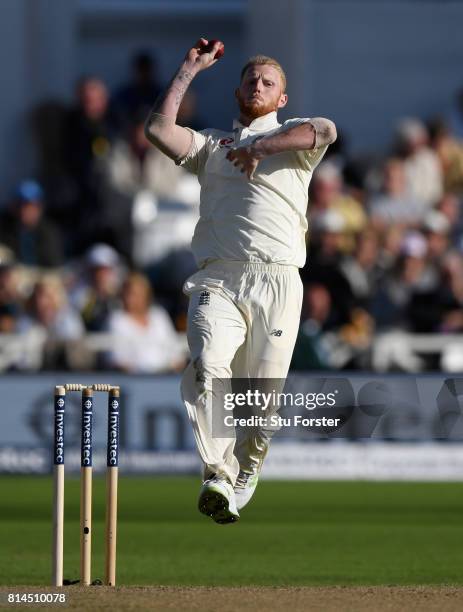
[240,55,287,92]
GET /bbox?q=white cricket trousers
[181,261,303,485]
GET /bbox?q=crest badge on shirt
[199,291,211,306]
[218,138,234,148]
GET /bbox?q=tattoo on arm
[144,67,197,159]
[251,119,336,157]
[174,70,194,103]
[155,71,193,111]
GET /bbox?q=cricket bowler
[144,38,337,524]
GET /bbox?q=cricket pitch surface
[1,586,463,611]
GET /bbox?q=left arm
[226,118,337,179]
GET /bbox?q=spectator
[0,252,23,370]
[71,243,122,331]
[309,161,367,253]
[106,272,184,373]
[0,180,63,267]
[146,247,197,331]
[342,153,375,204]
[65,77,116,253]
[17,274,84,370]
[368,158,424,227]
[105,109,201,265]
[405,250,463,335]
[112,51,162,131]
[436,193,463,247]
[0,304,16,335]
[66,76,114,181]
[106,114,193,201]
[0,255,24,371]
[0,247,22,311]
[428,118,463,195]
[371,232,436,330]
[18,274,84,340]
[0,255,41,372]
[291,283,334,370]
[339,228,382,308]
[422,210,451,266]
[0,303,23,371]
[438,253,463,332]
[379,225,406,272]
[394,118,443,208]
[303,210,355,327]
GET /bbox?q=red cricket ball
[200,39,225,59]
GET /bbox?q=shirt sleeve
[282,118,329,172]
[175,127,209,176]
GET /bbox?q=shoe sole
[198,489,239,525]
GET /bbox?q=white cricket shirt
[177,111,327,268]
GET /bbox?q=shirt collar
[232,111,279,132]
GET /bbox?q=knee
[192,356,207,387]
[181,356,227,404]
[181,356,233,407]
[191,355,231,385]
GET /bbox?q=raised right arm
[144,38,223,162]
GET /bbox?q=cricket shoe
[198,476,240,524]
[234,470,259,511]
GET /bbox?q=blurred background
[1,0,463,479]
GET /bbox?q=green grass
[0,477,462,586]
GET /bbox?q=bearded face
[236,89,279,120]
[236,64,287,121]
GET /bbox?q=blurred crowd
[1,50,463,373]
